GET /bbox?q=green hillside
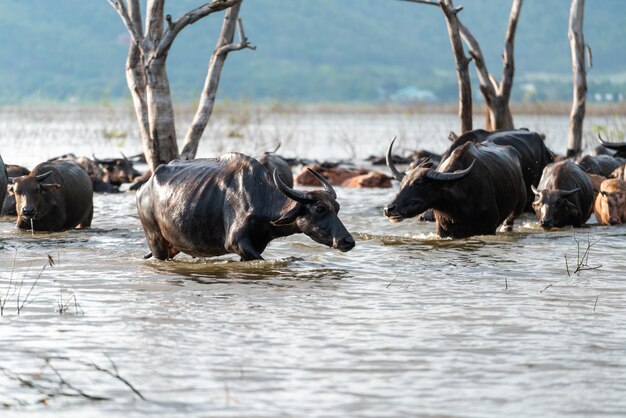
[0,0,624,103]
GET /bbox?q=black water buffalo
[93,154,142,186]
[1,165,30,216]
[0,154,7,214]
[257,148,293,188]
[384,138,527,238]
[532,160,594,229]
[598,134,626,159]
[442,128,554,211]
[49,154,120,193]
[576,154,626,177]
[136,153,355,261]
[8,160,93,231]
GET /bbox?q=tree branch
[499,0,523,101]
[107,0,144,44]
[156,0,241,58]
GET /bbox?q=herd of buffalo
[1,128,626,261]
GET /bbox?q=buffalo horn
[92,154,115,165]
[273,169,315,203]
[531,185,540,195]
[121,152,130,162]
[35,171,53,182]
[386,136,405,182]
[426,160,476,182]
[306,168,337,199]
[598,133,626,150]
[559,187,580,197]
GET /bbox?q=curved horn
[531,185,540,195]
[598,133,626,150]
[272,143,281,153]
[426,160,476,182]
[121,152,130,162]
[307,168,337,199]
[35,171,53,182]
[559,187,580,197]
[386,136,405,182]
[92,154,106,164]
[273,169,315,203]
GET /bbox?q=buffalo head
[272,168,355,252]
[384,137,474,222]
[8,172,61,221]
[532,185,580,229]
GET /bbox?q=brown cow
[611,164,626,181]
[594,178,626,225]
[341,171,392,188]
[1,165,30,216]
[295,164,367,186]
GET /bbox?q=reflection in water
[1,109,626,416]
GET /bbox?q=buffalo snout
[540,219,553,229]
[334,235,355,252]
[21,207,36,218]
[610,217,621,225]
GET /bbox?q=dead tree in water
[458,0,522,130]
[107,0,253,171]
[399,0,473,133]
[567,0,589,158]
[398,0,523,131]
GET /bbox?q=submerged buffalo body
[8,160,93,231]
[136,153,355,261]
[384,139,527,238]
[576,154,626,177]
[532,160,594,229]
[442,128,554,211]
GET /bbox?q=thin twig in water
[505,278,508,290]
[593,296,598,312]
[386,274,399,289]
[17,265,46,314]
[88,355,146,400]
[540,283,554,293]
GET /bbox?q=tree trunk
[145,59,179,168]
[180,2,243,160]
[440,0,472,133]
[567,0,586,158]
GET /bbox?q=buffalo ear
[272,204,302,226]
[40,183,61,194]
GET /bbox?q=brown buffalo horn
[386,136,405,182]
[559,187,580,197]
[426,160,476,182]
[598,133,626,150]
[35,171,53,182]
[307,168,337,199]
[273,169,315,203]
[531,185,541,195]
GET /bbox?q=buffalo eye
[313,204,327,215]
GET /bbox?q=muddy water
[1,106,626,417]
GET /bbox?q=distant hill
[0,0,624,103]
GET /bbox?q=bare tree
[107,0,252,171]
[458,0,522,130]
[567,0,588,158]
[400,0,473,133]
[398,0,523,132]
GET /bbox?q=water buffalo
[0,155,7,214]
[1,165,30,216]
[532,160,594,229]
[594,178,626,225]
[384,138,527,238]
[341,171,392,188]
[49,154,120,193]
[598,134,626,159]
[442,128,554,211]
[295,164,367,186]
[136,153,355,261]
[576,154,626,177]
[8,160,93,231]
[93,154,142,186]
[257,146,294,188]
